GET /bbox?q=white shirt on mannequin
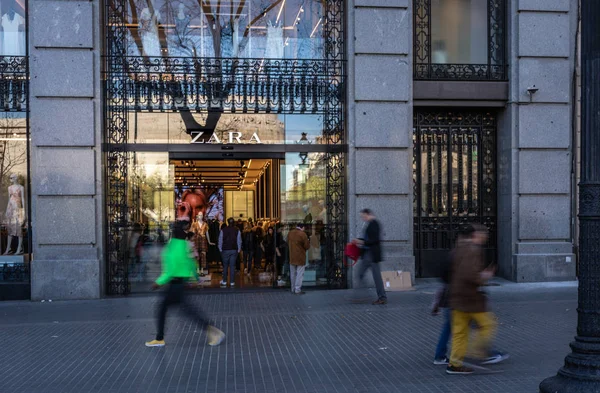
[2,12,25,56]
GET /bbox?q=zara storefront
[103,0,347,295]
[23,0,577,301]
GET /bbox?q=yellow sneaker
[145,339,165,347]
[206,326,225,346]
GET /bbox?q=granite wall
[347,0,415,288]
[498,0,577,282]
[29,0,103,299]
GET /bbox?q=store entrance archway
[127,149,334,293]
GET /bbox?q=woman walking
[145,220,225,348]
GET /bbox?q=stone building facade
[0,0,578,300]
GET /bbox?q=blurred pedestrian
[288,223,310,295]
[446,224,508,375]
[431,242,455,365]
[145,220,224,348]
[353,208,387,305]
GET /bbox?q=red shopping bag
[344,242,361,266]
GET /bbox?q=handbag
[343,242,361,266]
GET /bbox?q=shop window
[280,152,327,286]
[125,0,324,60]
[0,113,29,288]
[1,0,26,57]
[414,0,506,80]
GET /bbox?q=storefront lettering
[190,132,263,144]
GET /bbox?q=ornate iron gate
[413,110,497,277]
[104,1,347,294]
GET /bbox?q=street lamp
[297,132,311,169]
[540,1,600,391]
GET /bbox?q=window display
[0,112,29,288]
[1,0,26,56]
[280,152,327,284]
[125,0,324,59]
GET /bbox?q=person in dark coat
[242,223,256,275]
[263,226,276,272]
[446,224,507,375]
[353,208,387,305]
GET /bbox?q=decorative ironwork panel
[0,56,27,112]
[105,0,131,295]
[324,0,346,288]
[413,110,497,277]
[105,0,347,294]
[107,57,343,114]
[413,0,506,81]
[1,262,29,282]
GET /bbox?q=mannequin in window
[266,20,283,59]
[170,3,195,57]
[4,174,25,255]
[232,18,241,56]
[220,21,233,57]
[192,212,212,275]
[316,199,326,224]
[1,5,25,56]
[139,7,161,57]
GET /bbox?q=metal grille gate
[413,110,497,277]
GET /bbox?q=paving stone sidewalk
[0,283,578,393]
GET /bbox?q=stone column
[348,0,414,285]
[498,0,577,282]
[29,0,103,299]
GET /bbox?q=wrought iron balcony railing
[1,262,29,282]
[413,0,507,81]
[414,63,507,81]
[104,56,345,114]
[0,56,27,112]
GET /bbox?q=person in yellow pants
[446,224,508,375]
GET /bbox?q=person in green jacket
[145,220,225,348]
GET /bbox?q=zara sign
[190,131,263,144]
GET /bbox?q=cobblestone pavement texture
[0,282,577,393]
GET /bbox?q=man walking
[353,208,387,305]
[287,223,310,295]
[145,220,224,348]
[446,224,507,375]
[219,217,242,288]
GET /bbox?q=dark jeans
[357,253,387,300]
[221,250,238,284]
[244,250,255,271]
[156,278,208,341]
[254,248,263,269]
[435,308,451,359]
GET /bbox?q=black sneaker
[446,365,474,375]
[433,357,449,365]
